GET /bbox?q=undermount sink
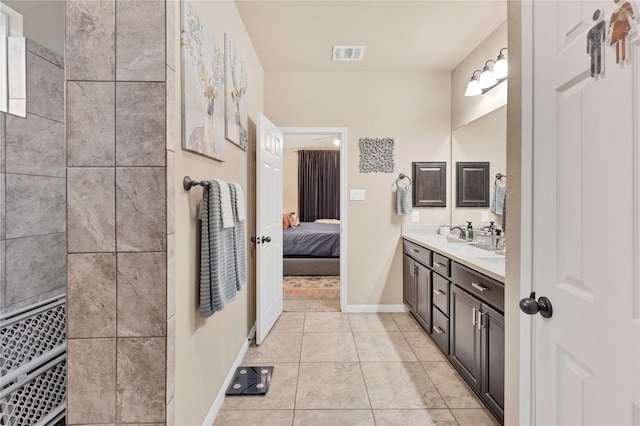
[446,235,467,244]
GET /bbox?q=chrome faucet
[450,226,466,239]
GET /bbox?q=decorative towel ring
[396,173,411,186]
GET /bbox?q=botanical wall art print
[224,33,249,150]
[181,0,225,161]
[359,137,395,173]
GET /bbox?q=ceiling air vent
[332,45,365,61]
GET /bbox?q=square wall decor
[456,162,490,207]
[359,137,394,173]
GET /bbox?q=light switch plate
[481,211,489,222]
[412,211,420,222]
[350,189,365,201]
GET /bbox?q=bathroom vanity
[402,228,505,424]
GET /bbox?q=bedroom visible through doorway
[281,132,344,312]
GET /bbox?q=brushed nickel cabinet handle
[472,308,477,326]
[434,289,446,296]
[471,282,489,292]
[434,262,446,268]
[411,249,420,253]
[434,326,445,334]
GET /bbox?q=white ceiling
[234,0,507,72]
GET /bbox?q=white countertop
[402,226,505,282]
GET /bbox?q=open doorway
[280,128,346,312]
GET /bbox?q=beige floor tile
[421,362,481,409]
[390,313,423,332]
[272,312,306,333]
[304,312,351,333]
[284,299,340,312]
[403,332,447,362]
[295,362,371,409]
[214,409,294,425]
[349,313,399,332]
[220,363,299,410]
[243,333,302,363]
[450,409,500,426]
[353,332,418,362]
[300,332,359,362]
[373,409,458,425]
[361,362,446,409]
[293,409,375,426]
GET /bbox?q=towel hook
[396,173,411,186]
[183,176,210,190]
[494,173,506,186]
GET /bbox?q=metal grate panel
[0,356,66,426]
[0,299,66,377]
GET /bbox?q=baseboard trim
[343,304,407,313]
[202,323,256,426]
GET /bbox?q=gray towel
[229,183,247,290]
[200,180,238,318]
[396,185,412,215]
[491,185,506,215]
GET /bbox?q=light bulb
[493,58,508,80]
[464,79,482,96]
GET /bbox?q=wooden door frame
[280,126,348,312]
[518,1,535,424]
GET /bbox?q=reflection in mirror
[0,2,26,117]
[451,105,506,227]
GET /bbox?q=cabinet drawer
[432,273,449,316]
[431,306,449,353]
[403,239,431,267]
[432,252,450,277]
[451,262,504,312]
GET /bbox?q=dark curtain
[298,150,340,222]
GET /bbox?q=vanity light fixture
[464,47,508,97]
[464,70,483,97]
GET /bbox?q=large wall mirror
[451,105,507,227]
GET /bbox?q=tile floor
[216,312,500,426]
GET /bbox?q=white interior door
[256,113,284,345]
[529,1,640,423]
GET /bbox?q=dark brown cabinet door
[449,284,482,392]
[403,254,416,313]
[480,303,504,422]
[415,262,431,331]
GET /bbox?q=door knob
[519,292,553,318]
[250,236,260,244]
[262,236,272,243]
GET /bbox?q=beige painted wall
[283,148,298,213]
[451,105,507,226]
[265,71,451,305]
[451,20,508,130]
[3,0,64,56]
[172,1,264,424]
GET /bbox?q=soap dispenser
[466,221,474,242]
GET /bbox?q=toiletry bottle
[466,221,474,242]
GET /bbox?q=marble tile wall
[66,0,168,424]
[0,41,66,315]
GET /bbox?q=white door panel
[256,113,283,345]
[530,1,640,424]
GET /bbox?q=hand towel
[213,178,234,228]
[396,185,412,215]
[229,183,247,290]
[491,185,506,216]
[199,180,238,318]
[232,182,246,222]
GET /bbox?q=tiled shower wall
[0,40,66,315]
[65,0,169,424]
